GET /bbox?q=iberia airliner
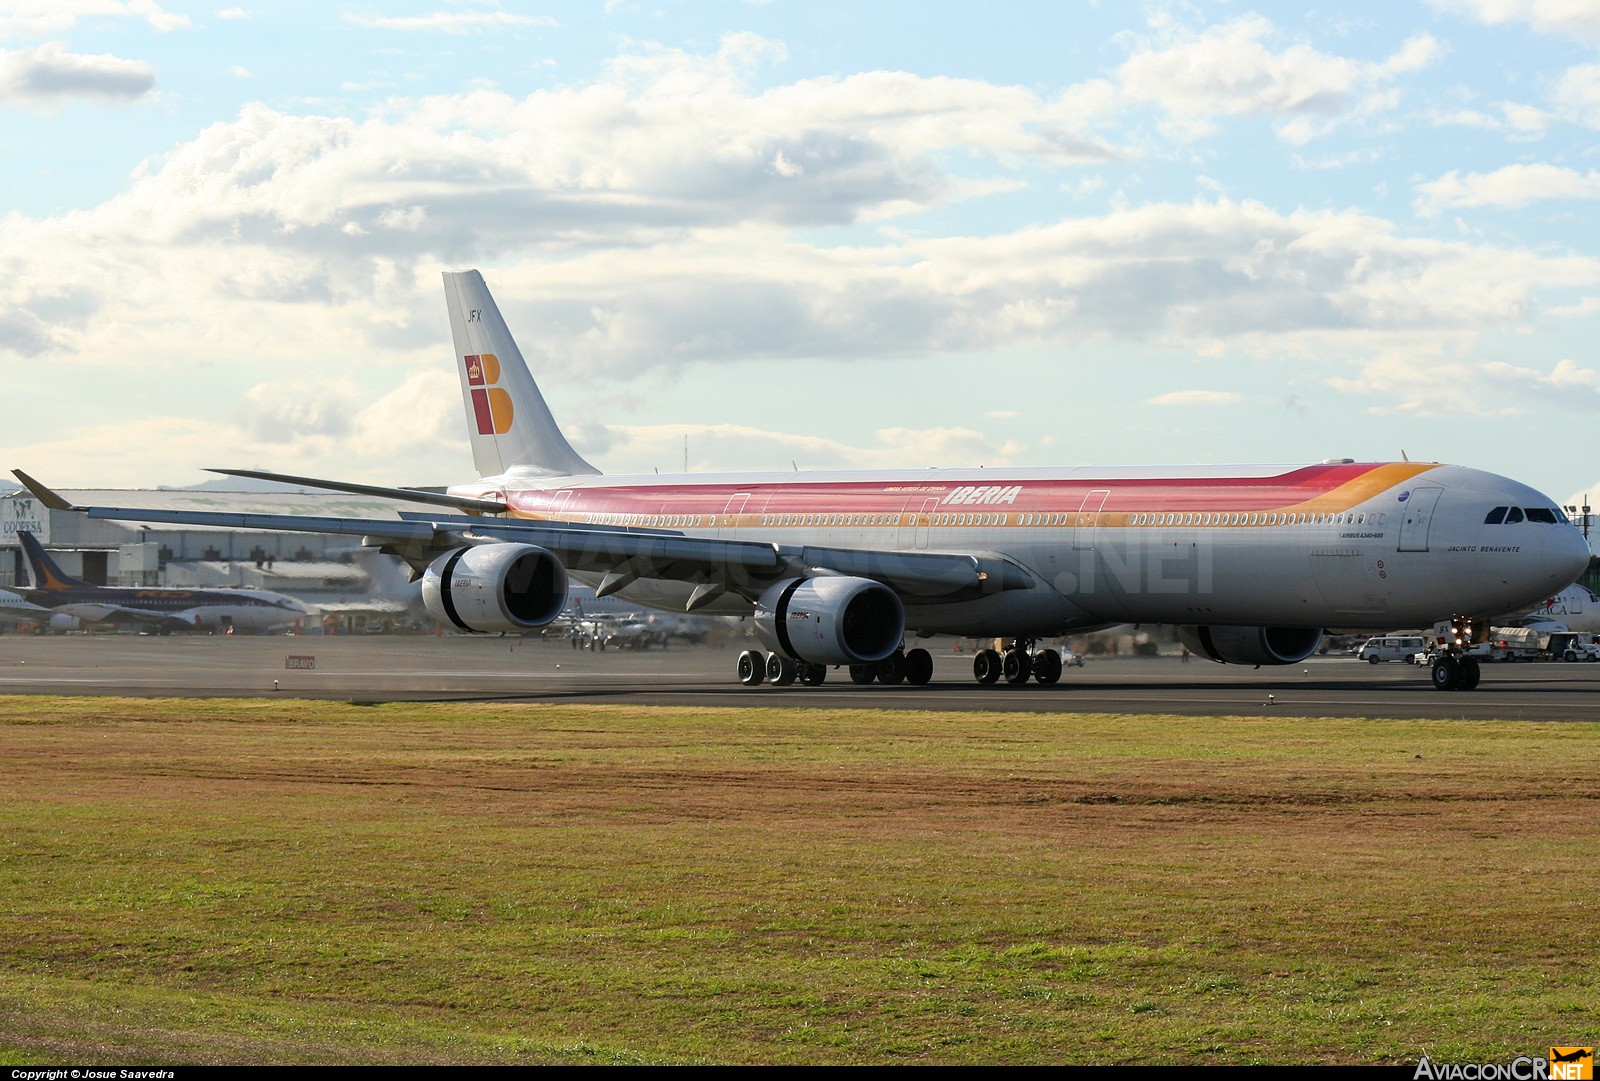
[15,272,1590,692]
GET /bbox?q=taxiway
[0,633,1595,720]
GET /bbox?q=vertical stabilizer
[17,531,85,590]
[443,270,600,479]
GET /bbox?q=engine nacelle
[754,576,904,666]
[1177,625,1323,666]
[421,543,568,634]
[48,613,81,633]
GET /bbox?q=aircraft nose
[1551,523,1594,587]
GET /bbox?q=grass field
[1,695,1595,1065]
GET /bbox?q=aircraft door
[718,494,750,538]
[911,498,940,549]
[1073,489,1111,551]
[1397,486,1444,552]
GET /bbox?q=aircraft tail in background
[17,531,87,590]
[442,270,600,480]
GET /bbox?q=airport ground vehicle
[1356,636,1428,663]
[1547,631,1600,662]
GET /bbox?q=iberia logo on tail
[464,353,513,435]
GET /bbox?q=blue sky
[3,1,1599,529]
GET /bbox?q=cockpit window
[1505,507,1525,524]
[1485,507,1507,525]
[1524,507,1558,524]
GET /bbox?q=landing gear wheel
[737,649,766,687]
[766,654,799,686]
[973,648,1002,684]
[1003,649,1033,685]
[1033,649,1063,685]
[799,663,827,686]
[904,648,934,686]
[877,651,906,685]
[1458,656,1481,691]
[849,664,877,684]
[1431,655,1462,692]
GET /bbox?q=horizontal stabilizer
[206,468,507,514]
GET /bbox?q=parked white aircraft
[0,586,54,627]
[13,271,1591,691]
[1488,581,1600,633]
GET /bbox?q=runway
[1,631,1596,719]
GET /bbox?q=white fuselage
[451,460,1591,635]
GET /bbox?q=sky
[2,1,1599,535]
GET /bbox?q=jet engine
[754,576,904,666]
[1176,625,1323,666]
[421,543,568,634]
[48,613,81,633]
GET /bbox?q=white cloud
[343,10,558,34]
[1115,16,1439,143]
[1416,163,1600,213]
[1431,0,1600,46]
[1145,390,1243,406]
[594,422,1028,472]
[0,42,154,110]
[1328,353,1600,416]
[0,1,189,39]
[1551,64,1600,128]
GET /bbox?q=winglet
[11,470,82,511]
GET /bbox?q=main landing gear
[734,639,1073,689]
[736,647,935,687]
[971,639,1063,686]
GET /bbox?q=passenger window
[1505,507,1524,524]
[1484,507,1506,524]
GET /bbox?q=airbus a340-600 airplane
[11,531,313,634]
[13,271,1592,691]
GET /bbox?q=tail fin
[17,531,85,590]
[442,270,600,479]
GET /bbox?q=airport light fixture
[1563,496,1591,544]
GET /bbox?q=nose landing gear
[1430,617,1485,692]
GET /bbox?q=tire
[1002,649,1032,685]
[877,651,906,685]
[799,663,827,686]
[1033,649,1063,685]
[1458,656,1481,691]
[737,649,766,687]
[1367,655,1379,664]
[903,648,934,686]
[1431,656,1462,691]
[849,664,877,684]
[766,653,798,686]
[973,648,1001,684]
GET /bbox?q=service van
[1356,636,1428,663]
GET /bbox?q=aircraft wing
[53,602,199,628]
[13,471,1031,609]
[0,593,56,624]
